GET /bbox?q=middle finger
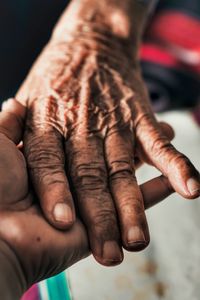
[65,134,123,266]
[105,126,150,251]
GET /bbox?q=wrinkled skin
[0,104,174,292]
[0,112,88,290]
[15,19,200,266]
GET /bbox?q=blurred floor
[67,111,200,300]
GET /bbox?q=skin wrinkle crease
[0,2,200,298]
[12,0,199,273]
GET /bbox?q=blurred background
[0,0,200,299]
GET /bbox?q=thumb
[0,98,26,144]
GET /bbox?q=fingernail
[103,241,122,263]
[53,203,73,224]
[187,178,200,196]
[127,226,146,245]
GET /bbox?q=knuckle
[72,163,107,190]
[108,160,133,180]
[151,136,171,153]
[135,112,174,156]
[94,209,115,226]
[28,96,58,123]
[141,129,195,176]
[36,171,67,188]
[135,111,152,133]
[91,210,118,239]
[24,134,65,169]
[171,153,191,167]
[119,199,144,216]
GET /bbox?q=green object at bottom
[46,272,72,300]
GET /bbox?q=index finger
[141,175,174,210]
[136,113,200,199]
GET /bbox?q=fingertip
[94,256,123,267]
[123,225,150,252]
[171,165,200,200]
[186,178,200,199]
[52,203,76,229]
[94,241,124,266]
[123,240,149,252]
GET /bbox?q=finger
[135,121,175,169]
[141,175,174,209]
[0,98,26,144]
[136,113,200,199]
[0,206,89,282]
[105,126,150,252]
[24,98,75,229]
[159,121,175,141]
[65,134,123,266]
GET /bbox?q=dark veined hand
[15,30,200,266]
[0,99,174,282]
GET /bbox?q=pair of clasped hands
[0,1,200,296]
[0,88,199,295]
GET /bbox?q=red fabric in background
[21,284,40,300]
[142,9,200,125]
[144,11,200,73]
[147,12,200,51]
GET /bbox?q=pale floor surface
[68,111,200,300]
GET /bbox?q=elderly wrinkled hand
[11,0,200,266]
[0,101,175,298]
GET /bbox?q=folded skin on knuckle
[138,135,173,170]
[34,168,67,187]
[27,96,60,126]
[91,210,119,240]
[134,111,153,133]
[150,135,172,156]
[113,176,135,194]
[147,141,193,176]
[78,189,116,220]
[108,160,133,180]
[150,137,199,179]
[94,209,116,226]
[72,162,107,190]
[118,197,144,216]
[24,135,65,169]
[135,112,169,149]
